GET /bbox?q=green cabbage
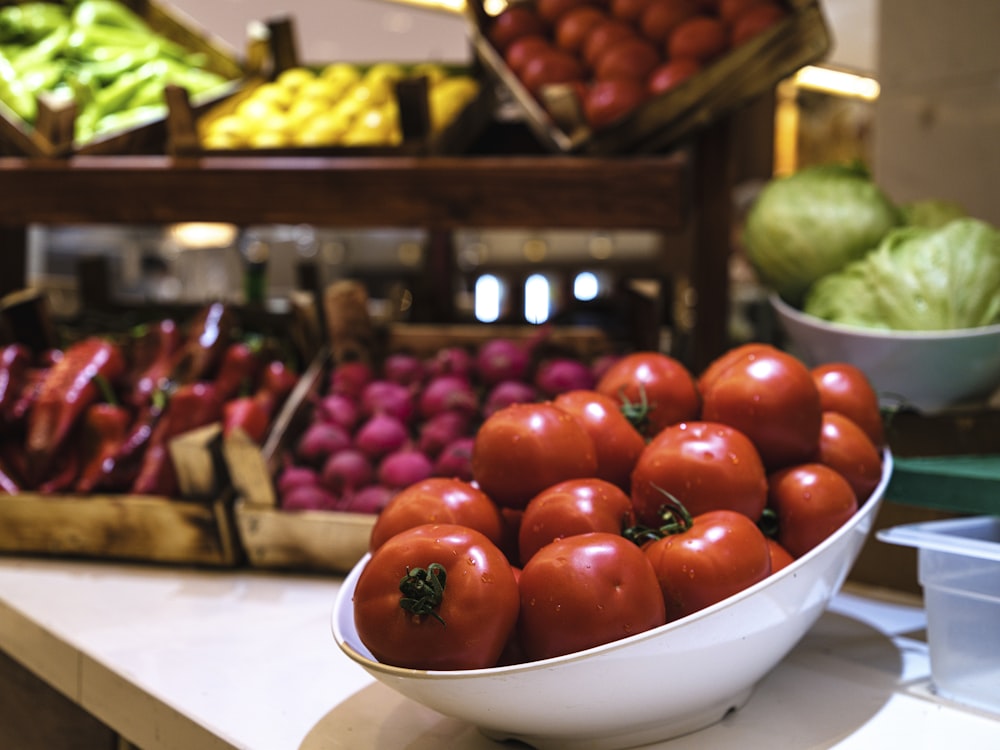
[899,199,968,229]
[803,218,1000,331]
[743,162,903,305]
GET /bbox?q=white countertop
[1,556,998,750]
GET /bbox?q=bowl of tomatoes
[332,345,892,750]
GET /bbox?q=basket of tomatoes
[333,343,891,749]
[467,0,831,154]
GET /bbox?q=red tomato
[610,0,654,23]
[488,5,546,52]
[642,509,771,622]
[583,19,637,68]
[582,77,648,129]
[353,523,519,670]
[368,477,504,552]
[520,48,587,94]
[536,0,599,25]
[595,350,701,438]
[594,36,662,80]
[667,15,730,62]
[766,537,795,574]
[555,6,608,52]
[504,35,553,74]
[471,401,598,510]
[730,3,788,46]
[700,346,823,470]
[810,362,885,447]
[552,389,647,490]
[639,0,699,44]
[768,463,859,558]
[696,341,779,396]
[518,477,636,565]
[517,532,666,661]
[630,420,768,526]
[816,411,883,503]
[647,57,701,94]
[717,0,774,23]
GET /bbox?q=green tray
[886,454,1000,516]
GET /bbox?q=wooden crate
[229,317,615,574]
[0,0,245,156]
[166,16,495,158]
[466,0,831,154]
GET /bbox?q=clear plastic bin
[878,516,1000,715]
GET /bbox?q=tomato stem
[757,507,779,539]
[622,484,693,544]
[398,563,447,626]
[617,384,653,437]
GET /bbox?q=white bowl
[331,452,893,750]
[770,293,1000,413]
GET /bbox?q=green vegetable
[743,162,903,305]
[804,218,1000,331]
[899,199,968,229]
[0,3,70,45]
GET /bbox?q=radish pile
[275,337,617,514]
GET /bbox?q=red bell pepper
[168,302,236,384]
[222,391,273,444]
[127,319,182,408]
[92,391,166,493]
[130,381,223,496]
[26,338,126,483]
[36,444,81,494]
[258,359,298,407]
[0,344,32,426]
[214,339,263,403]
[74,402,132,493]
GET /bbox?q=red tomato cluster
[352,346,885,671]
[485,0,790,131]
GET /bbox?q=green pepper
[71,0,149,34]
[0,49,36,122]
[0,3,70,45]
[9,23,70,74]
[92,102,166,137]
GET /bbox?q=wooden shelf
[0,120,734,370]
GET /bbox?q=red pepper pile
[0,302,299,498]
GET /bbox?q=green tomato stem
[398,563,447,626]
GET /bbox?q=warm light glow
[793,65,880,101]
[168,223,237,249]
[384,0,466,13]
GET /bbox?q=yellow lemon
[203,114,252,146]
[348,79,391,109]
[320,62,361,87]
[364,62,405,90]
[276,66,316,93]
[294,110,351,146]
[247,128,291,149]
[202,129,243,150]
[235,96,282,122]
[343,107,397,147]
[286,97,331,129]
[298,77,347,104]
[251,82,294,111]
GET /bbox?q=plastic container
[877,516,1000,714]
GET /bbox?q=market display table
[0,557,998,750]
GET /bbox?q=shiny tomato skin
[696,342,780,396]
[488,5,546,52]
[810,362,885,447]
[583,18,637,67]
[768,463,859,558]
[647,57,702,95]
[582,78,649,130]
[639,0,699,44]
[816,411,883,504]
[766,537,795,574]
[552,389,646,491]
[630,420,768,526]
[554,5,607,52]
[517,532,666,661]
[353,523,519,670]
[643,509,771,622]
[667,15,730,63]
[595,350,700,438]
[730,2,788,46]
[369,477,504,552]
[518,477,636,565]
[472,401,598,510]
[700,346,823,471]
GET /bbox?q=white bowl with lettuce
[745,164,1000,413]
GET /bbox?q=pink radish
[419,374,479,419]
[354,413,409,459]
[483,380,538,418]
[476,338,530,385]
